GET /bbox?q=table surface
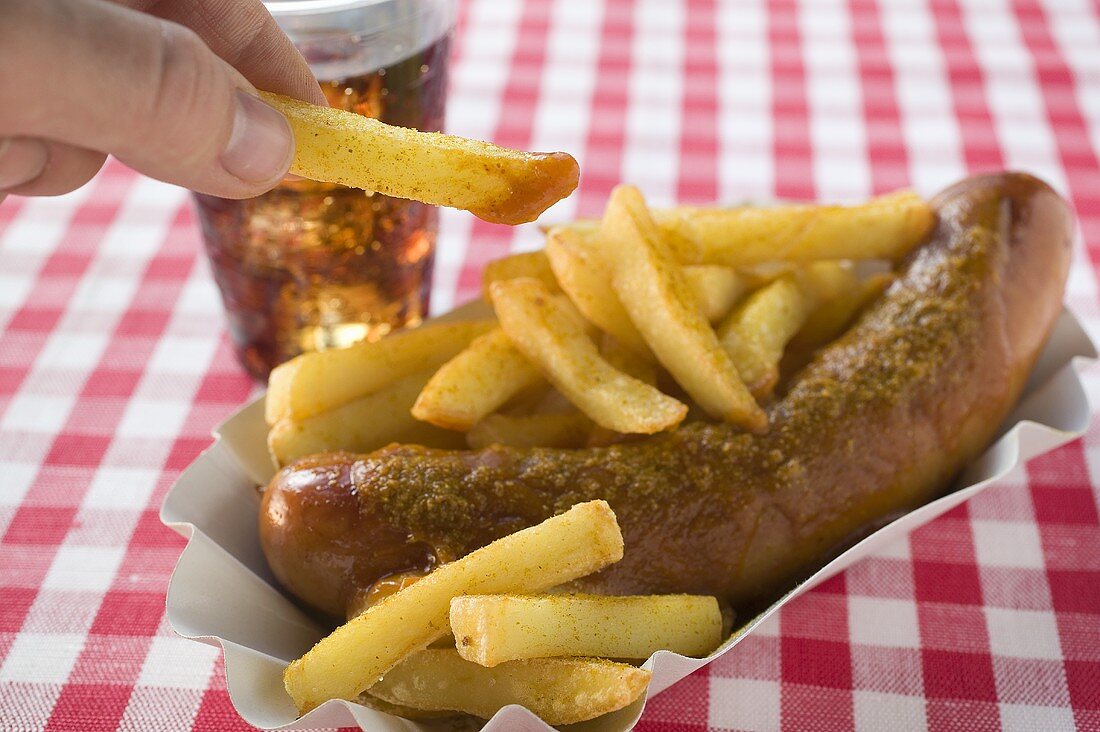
[3,0,1100,730]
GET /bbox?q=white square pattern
[145,336,218,376]
[41,545,126,593]
[67,276,139,314]
[0,462,39,506]
[35,332,111,371]
[853,691,928,732]
[137,637,219,690]
[972,520,1046,569]
[115,400,191,440]
[848,597,922,649]
[708,677,781,731]
[82,466,161,511]
[0,633,84,684]
[0,274,34,310]
[985,607,1064,660]
[0,394,75,434]
[999,703,1076,732]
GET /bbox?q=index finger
[120,0,327,105]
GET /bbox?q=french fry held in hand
[265,320,495,425]
[659,189,934,266]
[489,278,687,434]
[283,500,624,714]
[481,251,560,301]
[598,186,767,432]
[260,92,579,225]
[268,370,465,467]
[450,594,723,667]
[368,649,650,725]
[466,411,593,449]
[412,329,544,431]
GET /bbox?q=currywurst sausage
[259,172,1073,619]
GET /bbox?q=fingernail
[220,90,294,184]
[0,138,49,190]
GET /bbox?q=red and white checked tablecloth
[2,0,1100,730]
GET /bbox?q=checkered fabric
[1,0,1099,729]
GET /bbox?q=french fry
[717,275,812,399]
[450,594,722,666]
[598,186,767,432]
[554,210,703,263]
[369,649,650,725]
[489,278,687,434]
[792,271,894,350]
[545,227,650,355]
[796,260,859,303]
[682,265,748,323]
[544,231,744,340]
[661,190,934,266]
[412,329,544,431]
[260,92,579,225]
[587,334,659,447]
[466,411,594,449]
[265,320,495,425]
[481,251,560,301]
[268,370,465,467]
[717,262,858,400]
[283,500,624,714]
[558,192,930,266]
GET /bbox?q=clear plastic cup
[194,0,456,379]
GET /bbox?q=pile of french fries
[283,501,724,724]
[264,185,932,466]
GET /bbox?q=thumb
[1,0,295,198]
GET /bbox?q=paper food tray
[161,306,1096,732]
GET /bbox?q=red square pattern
[638,670,709,726]
[2,506,76,546]
[915,559,987,606]
[0,586,37,633]
[44,434,112,469]
[90,591,165,637]
[45,684,132,732]
[921,649,998,702]
[1046,570,1100,615]
[80,370,141,399]
[781,637,852,690]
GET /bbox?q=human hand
[0,0,326,203]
